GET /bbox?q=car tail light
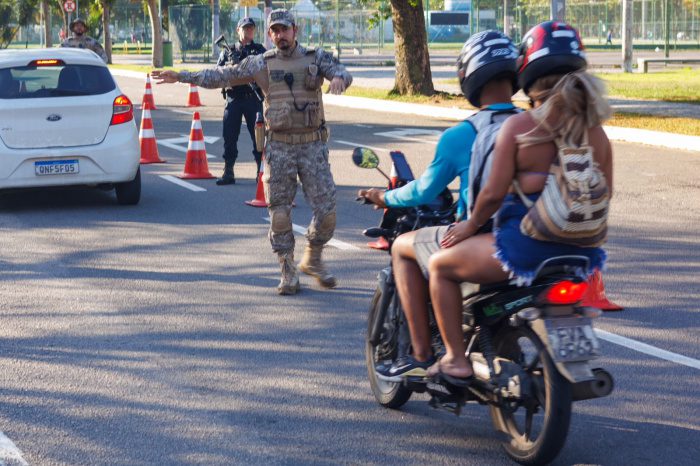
[29,59,65,66]
[111,95,133,125]
[541,280,588,305]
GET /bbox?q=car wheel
[115,168,141,205]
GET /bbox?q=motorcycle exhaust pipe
[572,368,614,401]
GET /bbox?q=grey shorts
[413,225,452,279]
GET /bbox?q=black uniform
[218,41,266,178]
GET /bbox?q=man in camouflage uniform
[152,9,352,296]
[61,18,108,64]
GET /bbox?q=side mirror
[352,147,380,169]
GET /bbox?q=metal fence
[9,0,700,55]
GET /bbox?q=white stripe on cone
[188,140,206,151]
[140,128,155,138]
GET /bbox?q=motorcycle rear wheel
[489,325,572,465]
[365,288,412,409]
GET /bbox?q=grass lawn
[595,69,700,103]
[441,69,700,104]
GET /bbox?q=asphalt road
[0,75,698,465]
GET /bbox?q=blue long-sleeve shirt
[383,103,516,220]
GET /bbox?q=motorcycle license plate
[545,317,600,362]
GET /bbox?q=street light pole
[664,0,670,57]
[335,0,340,55]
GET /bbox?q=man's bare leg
[392,232,432,362]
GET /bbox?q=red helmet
[518,21,586,94]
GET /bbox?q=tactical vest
[466,106,521,216]
[264,48,325,134]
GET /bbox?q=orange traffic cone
[582,270,624,311]
[389,162,399,189]
[245,154,268,207]
[186,83,203,107]
[139,102,165,164]
[178,112,215,179]
[142,73,157,110]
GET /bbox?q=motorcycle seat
[463,255,591,300]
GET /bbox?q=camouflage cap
[69,17,87,32]
[268,9,295,28]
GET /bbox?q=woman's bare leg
[427,234,507,377]
[392,231,432,361]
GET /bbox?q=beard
[276,39,290,50]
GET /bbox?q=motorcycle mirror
[352,147,380,169]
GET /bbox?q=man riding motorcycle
[358,30,521,380]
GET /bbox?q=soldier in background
[152,9,352,296]
[216,17,266,186]
[61,18,108,64]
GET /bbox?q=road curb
[110,68,700,153]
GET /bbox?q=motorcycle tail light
[542,280,588,305]
[111,95,133,125]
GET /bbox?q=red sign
[63,1,75,13]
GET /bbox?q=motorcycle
[354,147,614,465]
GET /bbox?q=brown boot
[299,245,337,289]
[278,253,300,295]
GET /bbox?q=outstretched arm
[151,54,262,88]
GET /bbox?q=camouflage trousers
[263,139,337,255]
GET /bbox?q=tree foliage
[0,0,39,49]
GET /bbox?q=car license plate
[545,317,600,362]
[35,159,79,176]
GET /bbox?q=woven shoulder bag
[513,133,610,247]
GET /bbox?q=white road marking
[171,109,195,115]
[595,329,700,371]
[0,431,28,466]
[264,217,360,251]
[157,135,220,159]
[354,124,373,128]
[160,175,207,192]
[335,140,389,153]
[374,128,442,145]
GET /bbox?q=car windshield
[0,64,115,99]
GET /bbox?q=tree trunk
[146,0,163,67]
[622,0,633,72]
[212,0,220,58]
[42,1,52,47]
[101,1,112,64]
[389,0,433,95]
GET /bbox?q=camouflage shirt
[61,36,108,63]
[178,42,352,96]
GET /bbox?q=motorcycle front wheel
[489,325,572,465]
[365,287,412,409]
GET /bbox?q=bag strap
[511,180,535,208]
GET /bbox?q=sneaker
[375,355,436,382]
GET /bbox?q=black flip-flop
[428,359,474,388]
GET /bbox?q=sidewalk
[112,51,700,120]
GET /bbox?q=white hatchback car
[0,47,141,204]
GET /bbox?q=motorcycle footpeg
[404,376,428,393]
[428,394,464,416]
